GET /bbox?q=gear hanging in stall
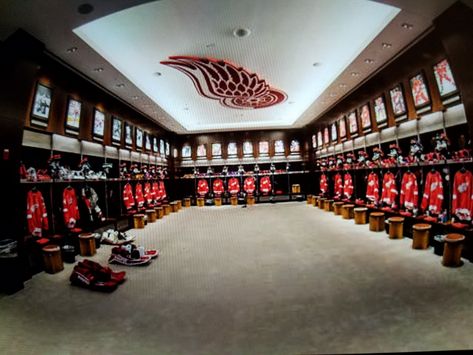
[366,172,379,206]
[319,173,328,195]
[26,188,49,237]
[334,173,343,200]
[123,183,136,214]
[81,185,105,223]
[399,171,418,216]
[343,172,354,200]
[259,176,272,195]
[243,176,256,195]
[197,179,209,197]
[420,169,444,219]
[212,178,224,197]
[227,177,240,195]
[63,186,80,229]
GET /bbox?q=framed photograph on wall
[145,133,151,151]
[331,123,338,142]
[389,85,407,116]
[227,142,238,156]
[152,137,158,153]
[347,111,358,135]
[290,139,300,153]
[65,98,81,133]
[312,135,317,149]
[274,140,285,154]
[125,123,133,146]
[410,73,430,108]
[433,59,458,97]
[323,127,329,145]
[317,131,323,147]
[111,117,122,143]
[259,141,269,155]
[339,117,347,139]
[360,104,371,131]
[243,141,253,156]
[374,95,387,124]
[165,142,170,156]
[93,109,105,138]
[197,144,206,158]
[182,145,191,159]
[135,128,143,149]
[31,83,52,125]
[212,143,222,157]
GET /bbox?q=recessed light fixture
[116,83,125,88]
[401,23,413,30]
[77,3,94,15]
[364,58,374,64]
[206,43,216,48]
[93,67,104,72]
[312,62,321,67]
[184,107,189,111]
[233,27,251,38]
[382,42,392,49]
[329,93,337,97]
[350,72,360,77]
[66,47,77,53]
[154,72,162,77]
[339,83,347,88]
[132,96,139,100]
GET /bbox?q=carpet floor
[1,202,473,354]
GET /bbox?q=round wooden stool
[78,233,96,256]
[184,198,191,208]
[214,197,222,206]
[318,197,326,209]
[146,209,157,223]
[247,195,255,205]
[369,212,385,232]
[341,204,355,219]
[312,195,318,207]
[163,204,172,215]
[176,200,182,210]
[333,202,344,215]
[388,217,405,239]
[42,245,64,274]
[292,184,301,194]
[155,206,164,219]
[170,202,179,212]
[412,224,432,249]
[133,214,146,229]
[307,195,313,205]
[197,198,205,207]
[230,196,238,206]
[442,233,465,267]
[324,199,334,212]
[354,207,368,224]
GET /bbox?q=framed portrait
[331,123,338,142]
[173,148,178,158]
[339,117,347,138]
[323,127,329,144]
[347,111,358,134]
[433,59,457,97]
[197,144,206,158]
[182,145,191,158]
[312,135,317,148]
[160,139,165,155]
[125,123,133,145]
[360,104,371,130]
[410,73,430,107]
[93,109,105,137]
[274,140,285,154]
[212,143,222,156]
[227,142,238,156]
[165,142,170,156]
[111,117,122,142]
[259,141,269,155]
[31,83,52,122]
[374,96,387,123]
[389,85,407,116]
[243,141,253,155]
[290,139,300,153]
[145,133,151,151]
[65,98,81,131]
[135,128,143,148]
[152,137,158,153]
[317,131,323,147]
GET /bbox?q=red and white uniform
[420,170,444,215]
[228,177,240,195]
[151,182,159,203]
[399,172,418,211]
[159,180,167,201]
[381,172,398,208]
[244,176,256,194]
[366,172,379,203]
[123,183,136,211]
[452,170,473,221]
[197,179,209,196]
[26,189,49,237]
[320,174,328,194]
[212,178,225,196]
[343,173,354,199]
[144,182,153,207]
[135,183,145,209]
[334,173,343,199]
[259,176,271,194]
[63,187,80,228]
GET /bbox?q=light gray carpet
[1,202,473,354]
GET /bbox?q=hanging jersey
[159,180,167,201]
[26,189,49,237]
[420,170,444,215]
[197,179,209,196]
[381,172,398,208]
[334,173,343,199]
[228,177,240,195]
[123,183,136,211]
[63,187,80,228]
[213,178,225,196]
[81,186,104,222]
[244,176,256,194]
[452,170,473,221]
[260,176,271,194]
[151,182,159,203]
[320,174,328,194]
[366,172,379,202]
[343,173,354,199]
[144,182,153,206]
[400,172,418,210]
[135,183,145,209]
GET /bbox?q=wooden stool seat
[155,206,164,219]
[42,245,64,274]
[197,198,205,207]
[230,196,238,206]
[318,197,326,209]
[442,233,465,267]
[163,204,172,215]
[324,199,334,212]
[333,202,344,215]
[369,212,385,232]
[312,195,318,207]
[146,209,157,223]
[133,214,146,229]
[354,207,368,224]
[247,195,255,205]
[412,223,431,249]
[307,194,313,205]
[184,198,191,208]
[78,233,96,256]
[292,184,301,194]
[214,197,222,206]
[170,202,179,212]
[341,204,355,219]
[388,217,405,239]
[176,200,182,210]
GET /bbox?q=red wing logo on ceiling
[160,56,287,109]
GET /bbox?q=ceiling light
[233,28,251,38]
[329,93,337,97]
[364,58,374,64]
[132,96,139,100]
[382,42,392,49]
[339,83,347,88]
[401,23,413,30]
[116,83,125,88]
[77,3,94,14]
[93,67,104,72]
[312,62,321,67]
[184,107,189,111]
[154,72,162,76]
[66,47,77,53]
[206,43,216,48]
[350,72,360,77]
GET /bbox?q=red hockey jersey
[212,178,225,196]
[26,189,49,237]
[381,172,398,208]
[334,173,343,199]
[151,182,159,203]
[123,183,136,211]
[366,172,379,202]
[452,169,473,221]
[260,176,272,194]
[420,170,444,215]
[244,177,256,194]
[197,179,209,196]
[400,172,418,211]
[343,173,354,199]
[320,174,328,194]
[135,183,145,209]
[159,180,167,200]
[143,182,152,206]
[228,177,240,195]
[63,187,80,229]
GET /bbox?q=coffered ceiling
[0,0,460,134]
